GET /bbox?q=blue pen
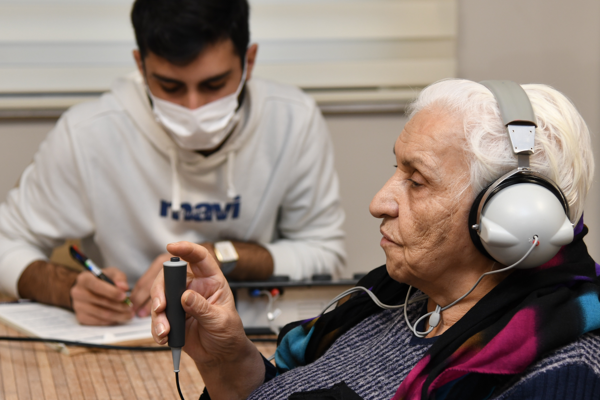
[69,245,133,307]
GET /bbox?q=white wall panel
[254,59,456,89]
[0,4,133,43]
[251,1,456,41]
[0,0,456,108]
[0,67,134,93]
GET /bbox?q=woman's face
[370,107,490,294]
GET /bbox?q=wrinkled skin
[370,106,502,334]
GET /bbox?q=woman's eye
[408,179,422,187]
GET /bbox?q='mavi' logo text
[160,196,240,222]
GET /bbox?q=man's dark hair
[131,0,250,66]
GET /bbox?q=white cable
[260,289,274,318]
[319,286,429,318]
[266,286,429,363]
[268,236,540,363]
[404,235,540,337]
[442,236,538,311]
[403,287,440,337]
[260,290,281,336]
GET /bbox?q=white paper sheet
[0,302,152,345]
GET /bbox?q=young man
[0,0,345,325]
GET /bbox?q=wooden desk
[0,322,277,400]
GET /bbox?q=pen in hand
[69,245,133,307]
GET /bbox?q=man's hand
[70,267,134,325]
[131,252,172,317]
[151,241,265,398]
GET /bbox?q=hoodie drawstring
[168,148,181,213]
[226,151,237,199]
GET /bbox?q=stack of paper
[0,302,154,355]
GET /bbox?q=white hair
[407,79,594,222]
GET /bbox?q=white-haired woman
[150,80,600,400]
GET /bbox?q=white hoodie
[0,72,346,297]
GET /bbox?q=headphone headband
[481,80,537,168]
[480,80,537,127]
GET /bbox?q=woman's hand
[150,241,265,399]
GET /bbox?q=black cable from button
[175,371,185,400]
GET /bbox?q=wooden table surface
[0,321,277,400]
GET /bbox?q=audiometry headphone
[468,80,574,268]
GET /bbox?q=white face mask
[148,64,247,150]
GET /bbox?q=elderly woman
[150,79,600,400]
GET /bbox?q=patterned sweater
[247,300,600,399]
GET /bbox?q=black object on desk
[164,257,187,373]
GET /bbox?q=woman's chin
[385,259,408,281]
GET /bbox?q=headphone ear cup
[476,183,573,268]
[468,186,495,261]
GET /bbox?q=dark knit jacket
[245,303,600,399]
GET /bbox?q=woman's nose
[370,178,399,219]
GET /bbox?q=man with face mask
[0,0,346,326]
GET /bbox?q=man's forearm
[204,242,274,281]
[18,260,80,309]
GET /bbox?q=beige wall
[0,120,53,196]
[327,113,408,276]
[458,0,600,260]
[0,0,599,277]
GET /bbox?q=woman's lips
[380,229,398,246]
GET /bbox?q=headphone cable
[270,235,542,350]
[405,235,540,337]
